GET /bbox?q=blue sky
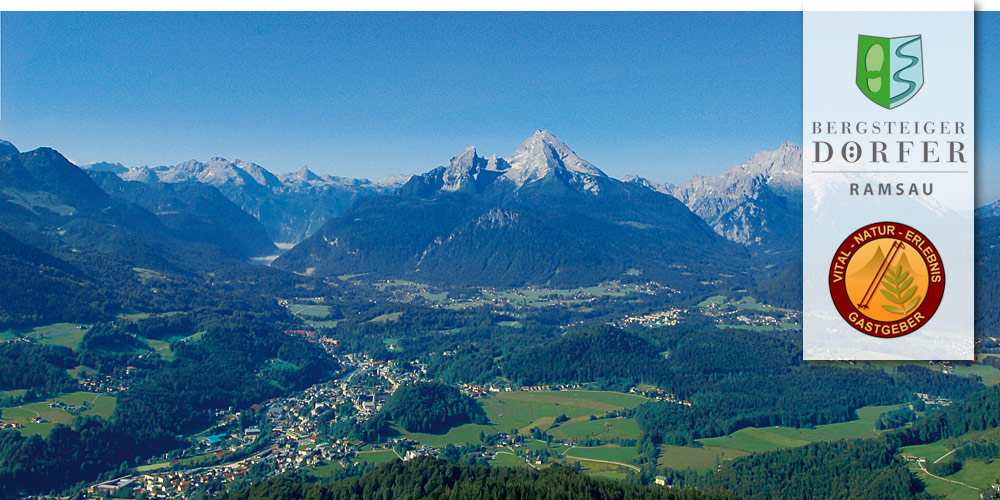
[0,11,800,185]
[0,11,997,200]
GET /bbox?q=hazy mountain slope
[0,227,111,328]
[90,171,277,258]
[121,158,407,243]
[668,143,802,260]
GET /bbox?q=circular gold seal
[829,222,944,338]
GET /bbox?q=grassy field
[479,391,648,435]
[661,404,904,471]
[143,337,174,360]
[564,444,637,464]
[909,459,995,500]
[900,428,1000,463]
[139,331,205,361]
[900,427,1000,499]
[67,365,98,380]
[492,451,532,467]
[392,391,649,452]
[418,291,449,302]
[307,461,344,478]
[289,304,332,319]
[815,405,902,436]
[900,441,953,462]
[549,417,641,441]
[954,363,1000,386]
[1,392,116,436]
[368,312,403,323]
[354,449,400,464]
[561,457,633,480]
[697,295,727,307]
[118,311,183,322]
[699,427,815,453]
[658,444,750,471]
[697,404,902,454]
[306,319,341,328]
[0,323,90,350]
[395,423,497,448]
[136,462,172,473]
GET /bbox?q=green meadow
[1,392,116,437]
[549,417,641,441]
[0,323,90,350]
[354,449,399,464]
[564,444,637,464]
[659,444,750,471]
[479,390,647,435]
[289,304,332,318]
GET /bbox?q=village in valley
[3,286,999,500]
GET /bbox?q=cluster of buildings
[631,386,692,406]
[402,445,440,461]
[699,298,801,330]
[980,482,1000,500]
[0,336,33,345]
[119,390,369,497]
[913,393,953,409]
[133,459,252,498]
[77,372,132,394]
[48,399,91,415]
[614,308,685,328]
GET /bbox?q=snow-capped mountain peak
[448,146,482,170]
[297,166,323,182]
[501,130,606,193]
[485,154,510,172]
[434,146,487,192]
[279,166,324,185]
[228,159,284,188]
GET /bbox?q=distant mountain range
[976,200,1000,218]
[3,132,807,291]
[0,140,315,327]
[0,141,273,265]
[88,171,277,258]
[6,132,1000,332]
[110,158,409,244]
[272,131,754,288]
[89,135,803,257]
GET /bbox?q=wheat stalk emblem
[879,263,921,315]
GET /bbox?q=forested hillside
[225,457,742,500]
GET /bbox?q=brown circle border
[828,221,945,339]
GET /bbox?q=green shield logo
[856,35,924,109]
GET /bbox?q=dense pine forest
[224,457,742,500]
